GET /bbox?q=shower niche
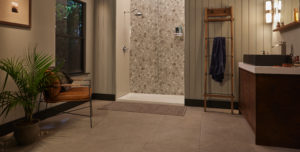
[115,0,185,104]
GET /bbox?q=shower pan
[118,93,184,105]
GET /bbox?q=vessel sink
[243,54,291,66]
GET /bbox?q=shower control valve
[123,46,128,53]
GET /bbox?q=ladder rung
[205,37,232,40]
[205,72,233,76]
[205,18,233,22]
[204,93,234,99]
[205,55,234,58]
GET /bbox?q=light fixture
[274,12,281,23]
[278,0,282,10]
[274,0,282,23]
[274,0,282,10]
[266,1,272,11]
[265,1,273,23]
[266,13,273,23]
[265,0,282,24]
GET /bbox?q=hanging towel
[209,37,226,83]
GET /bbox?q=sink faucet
[290,44,294,57]
[272,41,287,55]
[260,50,266,55]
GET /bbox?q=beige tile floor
[2,100,300,152]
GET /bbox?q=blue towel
[209,37,226,83]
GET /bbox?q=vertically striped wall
[94,0,116,95]
[185,0,273,100]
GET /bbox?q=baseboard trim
[0,101,85,136]
[92,93,115,101]
[185,99,239,110]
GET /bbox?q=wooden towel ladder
[203,7,235,114]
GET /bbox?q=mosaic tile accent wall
[130,0,184,95]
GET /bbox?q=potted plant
[0,48,55,145]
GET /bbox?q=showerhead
[134,11,143,16]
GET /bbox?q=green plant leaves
[0,47,55,122]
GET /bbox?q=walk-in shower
[116,0,185,105]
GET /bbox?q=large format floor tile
[1,100,299,152]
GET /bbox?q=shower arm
[124,9,138,14]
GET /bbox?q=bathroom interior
[1,0,300,151]
[115,0,185,104]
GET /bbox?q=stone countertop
[239,62,300,75]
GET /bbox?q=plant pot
[14,119,40,145]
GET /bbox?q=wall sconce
[266,13,273,23]
[265,0,282,24]
[274,0,281,23]
[265,1,273,23]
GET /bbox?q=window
[56,0,86,74]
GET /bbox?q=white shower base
[117,93,184,105]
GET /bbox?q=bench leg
[38,93,42,113]
[89,98,93,128]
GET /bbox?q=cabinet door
[239,68,256,132]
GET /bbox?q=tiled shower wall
[130,0,185,95]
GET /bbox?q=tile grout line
[91,101,115,129]
[198,111,203,152]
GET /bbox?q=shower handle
[123,46,129,53]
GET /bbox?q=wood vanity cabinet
[239,68,300,149]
